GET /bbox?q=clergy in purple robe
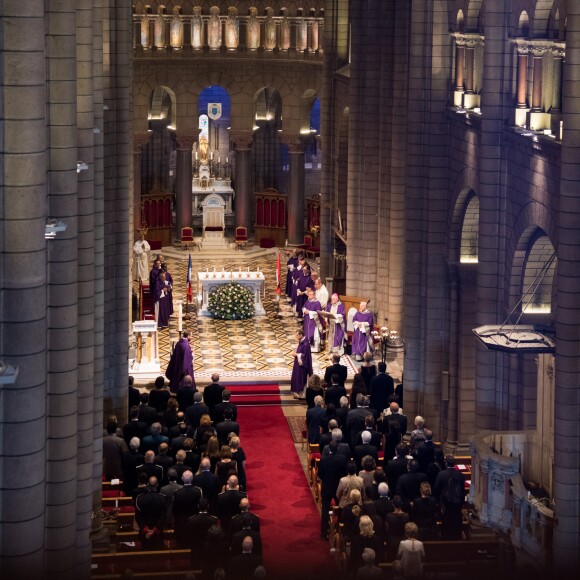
[163,269,175,317]
[290,258,305,306]
[166,331,195,391]
[285,251,299,300]
[303,288,323,352]
[155,271,172,328]
[295,266,313,318]
[326,293,346,356]
[352,301,374,361]
[290,329,313,398]
[149,259,161,289]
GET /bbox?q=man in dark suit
[318,419,339,454]
[135,450,164,483]
[396,459,427,509]
[324,353,348,386]
[138,392,157,426]
[128,376,141,414]
[175,374,196,410]
[228,536,262,580]
[306,395,326,444]
[355,414,383,448]
[434,456,465,539]
[369,362,395,413]
[213,389,238,424]
[172,470,203,548]
[169,421,189,456]
[154,442,174,485]
[318,441,348,539]
[230,498,261,534]
[321,427,352,458]
[386,444,409,493]
[188,497,218,563]
[203,373,225,416]
[122,437,144,494]
[135,477,167,550]
[192,457,221,512]
[335,396,350,429]
[354,430,379,471]
[416,429,436,473]
[216,475,247,536]
[123,406,148,445]
[215,408,240,445]
[184,391,209,431]
[230,513,263,556]
[381,402,408,438]
[325,375,347,409]
[346,393,374,448]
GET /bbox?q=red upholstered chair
[235,226,248,250]
[181,226,194,250]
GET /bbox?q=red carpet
[226,383,282,406]
[238,398,337,580]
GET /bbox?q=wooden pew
[91,549,192,575]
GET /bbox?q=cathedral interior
[1,0,579,577]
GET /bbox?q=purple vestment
[326,301,346,351]
[285,256,298,297]
[303,299,322,346]
[290,266,302,306]
[295,273,313,316]
[290,337,313,394]
[166,337,195,390]
[352,310,374,356]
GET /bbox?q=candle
[210,152,213,160]
[178,303,183,332]
[213,267,216,272]
[218,156,221,164]
[195,151,198,160]
[226,157,229,164]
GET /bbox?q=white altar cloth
[198,271,266,316]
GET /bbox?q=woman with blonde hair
[194,413,216,452]
[202,435,221,472]
[305,373,324,409]
[339,488,363,541]
[350,515,386,572]
[397,521,425,578]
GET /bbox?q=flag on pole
[275,251,281,295]
[186,254,193,302]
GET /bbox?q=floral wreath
[208,281,255,320]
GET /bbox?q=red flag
[275,251,281,295]
[186,253,193,302]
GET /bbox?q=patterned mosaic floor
[144,247,358,383]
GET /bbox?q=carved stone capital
[280,135,306,153]
[530,46,548,58]
[134,131,151,151]
[551,47,565,59]
[229,130,253,150]
[517,45,530,56]
[176,133,197,150]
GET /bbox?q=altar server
[352,301,374,361]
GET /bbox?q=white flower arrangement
[208,281,255,320]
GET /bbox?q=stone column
[455,38,465,90]
[551,48,564,112]
[45,1,82,577]
[475,0,509,431]
[175,134,195,239]
[465,41,475,94]
[516,47,529,108]
[284,138,306,245]
[554,3,580,571]
[319,0,349,279]
[0,2,48,576]
[133,132,150,233]
[531,47,545,111]
[91,0,106,556]
[230,130,253,233]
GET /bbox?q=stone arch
[534,0,557,37]
[522,233,557,312]
[548,0,567,39]
[336,107,349,236]
[505,200,557,310]
[466,0,483,32]
[460,196,480,263]
[149,85,176,122]
[448,168,480,262]
[299,89,319,135]
[449,0,468,31]
[253,87,283,124]
[457,9,465,32]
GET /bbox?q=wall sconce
[45,218,68,240]
[0,360,19,385]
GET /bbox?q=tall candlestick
[195,151,198,160]
[178,303,183,332]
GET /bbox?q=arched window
[522,235,557,313]
[460,196,479,263]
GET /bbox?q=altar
[192,162,234,216]
[198,270,266,316]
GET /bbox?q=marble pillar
[231,130,253,233]
[133,131,150,233]
[284,139,306,245]
[175,134,195,238]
